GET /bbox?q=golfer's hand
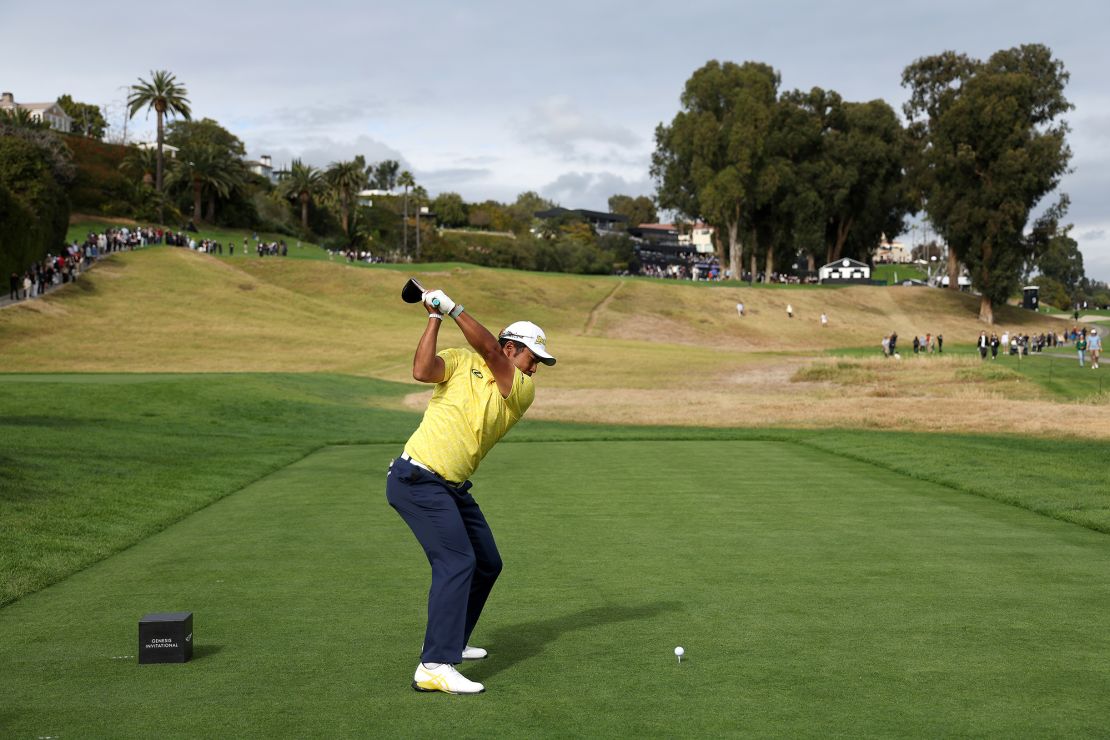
[424,290,456,315]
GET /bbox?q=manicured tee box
[138,612,193,664]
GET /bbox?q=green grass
[3,436,1110,736]
[67,219,333,263]
[6,225,1109,734]
[870,263,927,283]
[0,373,418,606]
[825,343,1109,400]
[1008,352,1110,399]
[4,372,1110,613]
[66,218,523,275]
[1042,307,1110,318]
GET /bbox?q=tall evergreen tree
[903,45,1072,323]
[652,60,780,281]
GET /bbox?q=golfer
[387,287,556,695]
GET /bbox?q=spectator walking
[937,334,943,353]
[1089,329,1101,369]
[978,331,989,359]
[913,336,920,354]
[8,271,18,300]
[990,333,1000,359]
[1077,333,1087,367]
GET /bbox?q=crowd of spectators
[632,249,818,284]
[3,226,158,304]
[634,255,733,281]
[876,325,1102,367]
[4,226,304,307]
[978,327,1096,359]
[332,248,385,264]
[8,248,89,302]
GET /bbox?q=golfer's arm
[412,317,446,383]
[454,311,514,393]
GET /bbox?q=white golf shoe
[412,663,485,695]
[419,643,489,661]
[461,645,488,661]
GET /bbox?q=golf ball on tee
[675,646,684,657]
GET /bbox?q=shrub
[0,131,70,276]
[65,135,132,214]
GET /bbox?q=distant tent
[818,258,870,284]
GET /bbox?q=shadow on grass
[470,601,680,680]
[192,643,224,660]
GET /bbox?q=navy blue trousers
[386,456,502,664]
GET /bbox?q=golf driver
[401,277,440,307]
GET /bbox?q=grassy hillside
[2,246,1104,437]
[67,217,326,261]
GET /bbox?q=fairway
[3,440,1109,737]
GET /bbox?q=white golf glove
[424,289,455,314]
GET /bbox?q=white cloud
[248,135,407,171]
[1073,221,1110,284]
[414,168,493,192]
[516,95,640,158]
[539,171,654,211]
[5,0,1110,274]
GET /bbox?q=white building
[677,222,715,254]
[357,188,393,207]
[0,91,73,133]
[874,238,911,264]
[136,140,180,159]
[247,154,275,182]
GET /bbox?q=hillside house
[0,91,73,133]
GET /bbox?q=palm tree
[412,185,428,259]
[119,145,160,186]
[205,157,246,223]
[1,107,49,130]
[280,159,323,231]
[398,170,415,253]
[168,144,242,222]
[324,156,367,238]
[127,70,191,221]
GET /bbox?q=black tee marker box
[139,612,193,664]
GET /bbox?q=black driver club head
[401,277,427,304]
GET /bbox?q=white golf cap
[499,321,556,365]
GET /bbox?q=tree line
[4,54,1107,313]
[651,45,1098,322]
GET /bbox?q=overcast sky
[4,0,1108,279]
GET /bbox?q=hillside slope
[2,247,1103,436]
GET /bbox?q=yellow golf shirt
[404,347,535,483]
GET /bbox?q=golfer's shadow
[467,601,679,680]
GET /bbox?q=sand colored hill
[1,248,1104,437]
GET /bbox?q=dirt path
[583,280,624,335]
